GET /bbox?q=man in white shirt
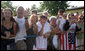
[56,9,67,50]
[35,15,51,50]
[14,6,29,50]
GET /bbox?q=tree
[36,7,43,13]
[40,1,69,16]
[31,4,43,14]
[31,4,37,11]
[1,1,17,16]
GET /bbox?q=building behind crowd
[65,6,84,14]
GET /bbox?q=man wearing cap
[56,9,66,31]
[32,10,37,15]
[56,9,67,50]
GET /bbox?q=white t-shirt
[14,16,29,43]
[52,35,58,49]
[36,21,51,49]
[69,23,76,29]
[56,18,66,31]
[69,23,76,32]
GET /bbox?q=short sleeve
[36,22,41,32]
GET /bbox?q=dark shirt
[26,26,34,35]
[1,24,14,45]
[68,32,76,44]
[1,25,14,37]
[26,26,37,50]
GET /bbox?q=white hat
[43,11,48,16]
[49,16,56,21]
[59,15,63,17]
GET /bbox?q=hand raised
[24,8,30,18]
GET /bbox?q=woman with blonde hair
[26,14,38,50]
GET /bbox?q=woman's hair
[4,8,13,16]
[40,15,47,19]
[4,8,13,21]
[30,14,38,22]
[63,20,70,31]
[4,8,19,33]
[1,8,5,21]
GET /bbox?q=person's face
[70,17,75,24]
[58,11,63,15]
[64,16,67,19]
[50,18,56,26]
[64,15,67,19]
[4,9,11,20]
[31,15,37,23]
[17,7,24,18]
[76,12,79,15]
[40,18,47,24]
[71,15,75,19]
[79,16,84,22]
[32,12,36,15]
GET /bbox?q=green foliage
[40,1,69,16]
[1,1,17,16]
[31,4,43,14]
[31,4,37,11]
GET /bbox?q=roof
[67,6,84,10]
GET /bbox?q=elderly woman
[47,16,60,50]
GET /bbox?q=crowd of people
[1,6,84,50]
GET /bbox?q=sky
[11,1,43,10]
[11,1,84,9]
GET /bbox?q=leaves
[1,1,17,16]
[40,1,69,16]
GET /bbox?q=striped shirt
[59,32,78,50]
